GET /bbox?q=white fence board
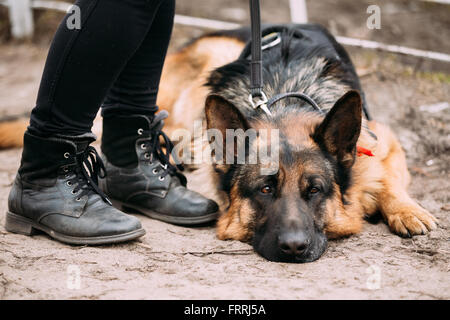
[8,0,34,39]
[289,0,308,23]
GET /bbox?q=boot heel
[5,212,37,236]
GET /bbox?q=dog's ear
[205,95,250,163]
[313,90,362,169]
[205,95,249,132]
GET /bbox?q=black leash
[248,0,270,115]
[248,0,323,117]
[249,0,262,98]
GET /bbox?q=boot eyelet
[71,190,77,195]
[144,153,150,159]
[137,128,143,135]
[66,181,72,187]
[76,197,81,201]
[64,152,70,159]
[140,143,147,150]
[152,169,158,174]
[158,176,165,181]
[63,166,69,173]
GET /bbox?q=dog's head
[205,90,362,263]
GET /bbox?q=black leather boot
[5,131,145,245]
[101,112,219,225]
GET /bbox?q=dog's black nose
[278,232,309,256]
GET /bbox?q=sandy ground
[0,0,449,300]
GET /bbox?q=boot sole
[4,211,146,245]
[110,198,219,226]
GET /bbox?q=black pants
[30,0,175,136]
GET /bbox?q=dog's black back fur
[206,24,369,120]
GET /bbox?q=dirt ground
[0,0,449,300]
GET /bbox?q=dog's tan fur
[158,36,246,138]
[0,35,437,241]
[0,119,28,149]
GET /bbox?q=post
[8,0,34,39]
[289,0,308,23]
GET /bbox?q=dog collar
[249,91,324,117]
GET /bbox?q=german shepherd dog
[0,24,437,263]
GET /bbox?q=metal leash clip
[249,91,271,116]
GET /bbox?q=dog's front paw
[387,205,438,237]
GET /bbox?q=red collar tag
[357,146,374,157]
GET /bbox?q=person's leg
[100,0,219,224]
[101,0,174,168]
[30,0,168,136]
[5,0,174,244]
[102,0,175,117]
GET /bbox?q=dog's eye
[309,187,320,194]
[260,185,273,194]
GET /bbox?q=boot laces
[138,112,185,182]
[64,146,112,205]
